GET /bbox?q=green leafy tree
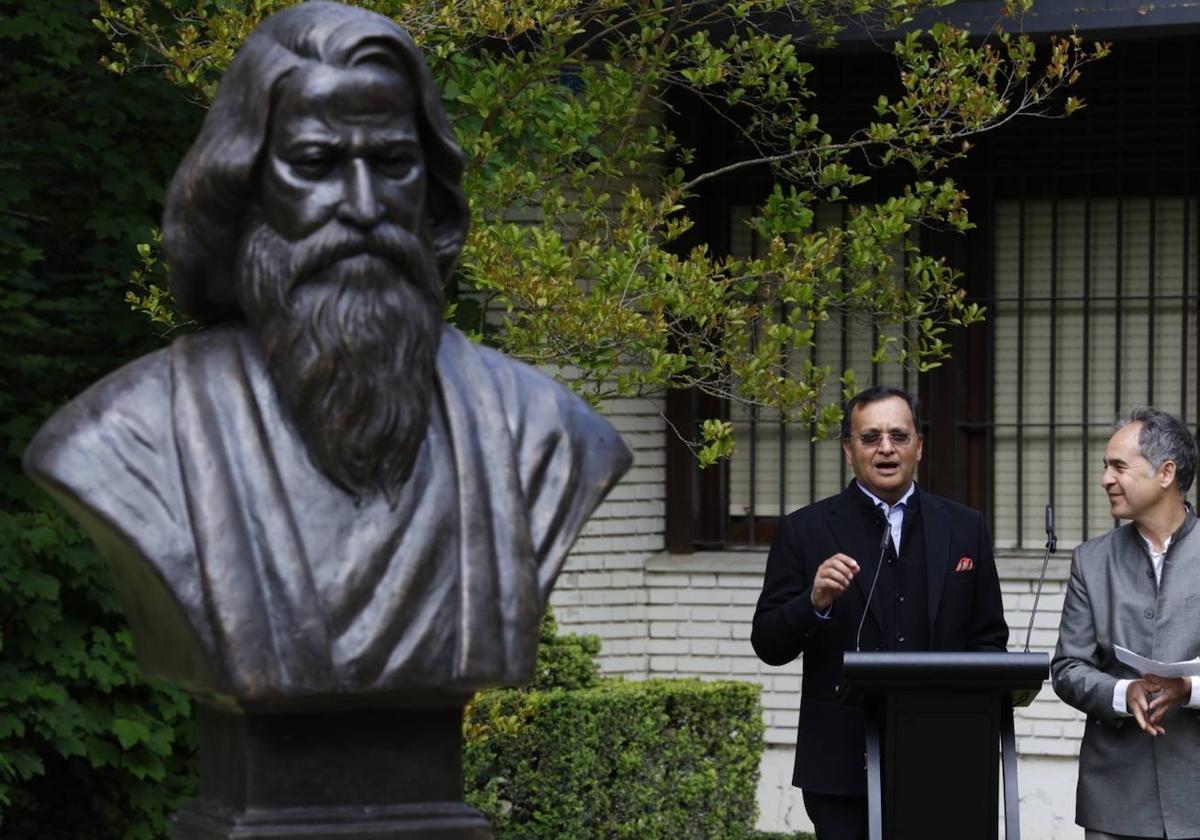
[1,0,201,835]
[99,0,1104,462]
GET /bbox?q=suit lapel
[922,490,950,634]
[827,483,886,637]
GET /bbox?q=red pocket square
[955,556,975,572]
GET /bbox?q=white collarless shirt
[1111,531,1200,714]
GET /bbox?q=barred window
[992,196,1200,548]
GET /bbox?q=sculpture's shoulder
[23,346,175,498]
[438,327,632,471]
[19,326,251,557]
[23,336,226,690]
[456,332,571,406]
[22,339,202,617]
[23,325,251,492]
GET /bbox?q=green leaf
[112,718,151,750]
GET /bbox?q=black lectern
[838,652,1047,840]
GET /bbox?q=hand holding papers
[1115,645,1200,679]
[1114,647,1199,738]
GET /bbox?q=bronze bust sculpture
[23,1,631,713]
[27,5,631,835]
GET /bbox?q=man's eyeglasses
[848,431,915,448]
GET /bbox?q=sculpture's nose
[338,159,385,228]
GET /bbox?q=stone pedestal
[171,704,493,839]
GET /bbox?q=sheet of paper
[1114,645,1200,678]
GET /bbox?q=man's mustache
[285,222,429,292]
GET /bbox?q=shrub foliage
[466,679,765,839]
[0,0,200,835]
[465,614,765,839]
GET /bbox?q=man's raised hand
[811,553,860,612]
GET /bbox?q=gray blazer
[1051,511,1200,839]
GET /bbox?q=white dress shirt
[855,481,914,553]
[812,482,915,620]
[1112,532,1200,714]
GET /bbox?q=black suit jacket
[750,481,1008,795]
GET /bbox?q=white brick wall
[1000,555,1089,764]
[548,394,664,677]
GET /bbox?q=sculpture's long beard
[236,216,444,505]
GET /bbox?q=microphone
[1023,503,1058,653]
[1044,505,1058,554]
[855,513,892,652]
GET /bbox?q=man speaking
[751,386,1008,840]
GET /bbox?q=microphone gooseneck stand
[855,515,893,653]
[1023,504,1058,653]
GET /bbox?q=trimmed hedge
[464,677,764,839]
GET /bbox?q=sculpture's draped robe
[24,324,631,707]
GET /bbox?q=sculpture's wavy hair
[163,1,468,323]
[1117,407,1200,494]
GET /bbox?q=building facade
[552,15,1200,837]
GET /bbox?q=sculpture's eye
[289,147,336,179]
[374,147,418,179]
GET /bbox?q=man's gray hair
[1117,407,1199,494]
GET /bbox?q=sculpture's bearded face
[235,61,443,504]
